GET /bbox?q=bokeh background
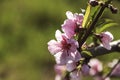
[0,0,119,80]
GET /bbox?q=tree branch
[83,40,120,58]
[78,0,112,49]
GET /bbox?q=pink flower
[88,58,103,76]
[81,64,90,75]
[48,30,81,65]
[70,70,81,80]
[62,11,84,39]
[54,64,66,75]
[100,31,114,50]
[54,64,66,80]
[66,61,89,79]
[66,60,76,72]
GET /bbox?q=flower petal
[62,19,76,38]
[66,60,76,71]
[102,41,111,50]
[74,13,84,25]
[89,58,103,76]
[68,39,79,52]
[48,40,62,55]
[55,30,63,42]
[100,31,114,50]
[81,64,90,75]
[74,51,81,62]
[66,11,74,19]
[70,70,81,80]
[54,52,68,65]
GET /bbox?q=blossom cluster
[47,10,114,80]
[48,11,84,80]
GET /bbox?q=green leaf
[77,64,81,69]
[91,6,100,20]
[96,19,112,28]
[82,4,91,28]
[99,23,118,32]
[81,51,93,57]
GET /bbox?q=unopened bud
[111,8,118,14]
[99,1,105,6]
[109,5,118,14]
[89,0,99,7]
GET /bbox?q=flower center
[61,40,71,50]
[63,43,71,50]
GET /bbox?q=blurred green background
[0,0,119,80]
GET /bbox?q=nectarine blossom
[54,64,66,80]
[62,11,84,39]
[70,70,81,80]
[100,31,114,50]
[48,30,81,65]
[81,64,90,75]
[89,58,103,76]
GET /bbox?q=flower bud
[100,31,113,50]
[88,58,103,76]
[81,64,90,75]
[99,1,105,6]
[109,5,118,14]
[89,0,99,7]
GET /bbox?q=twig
[78,0,112,50]
[104,59,120,79]
[83,40,120,58]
